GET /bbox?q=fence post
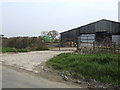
[59,42,60,51]
[77,36,80,51]
[93,42,95,53]
[113,42,116,54]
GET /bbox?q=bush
[47,53,120,86]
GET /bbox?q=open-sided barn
[60,19,120,47]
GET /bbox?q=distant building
[60,19,120,47]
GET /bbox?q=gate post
[77,36,80,51]
[113,42,116,54]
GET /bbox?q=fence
[77,36,120,54]
[93,42,120,54]
[46,42,77,51]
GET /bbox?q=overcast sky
[0,0,119,37]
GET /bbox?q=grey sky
[0,0,119,37]
[118,1,120,22]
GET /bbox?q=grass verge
[47,53,120,86]
[0,48,28,53]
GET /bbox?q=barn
[60,19,120,47]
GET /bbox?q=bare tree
[47,30,59,41]
[41,31,48,37]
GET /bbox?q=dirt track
[1,51,82,88]
[1,51,73,71]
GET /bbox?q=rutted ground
[1,51,81,88]
[1,51,72,72]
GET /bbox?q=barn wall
[111,22,120,34]
[61,30,77,41]
[112,35,120,45]
[61,19,120,47]
[80,23,95,34]
[79,20,120,34]
[95,20,120,34]
[61,29,78,46]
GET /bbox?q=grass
[47,53,120,86]
[0,48,28,53]
[36,46,49,51]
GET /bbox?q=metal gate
[79,34,95,47]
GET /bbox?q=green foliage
[47,53,120,86]
[0,48,28,53]
[43,36,51,42]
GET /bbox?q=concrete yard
[0,51,73,72]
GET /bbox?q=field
[47,53,120,86]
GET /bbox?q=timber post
[77,36,80,51]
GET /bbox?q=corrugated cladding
[61,29,78,43]
[61,19,120,43]
[80,23,95,34]
[79,20,120,34]
[95,20,120,34]
[112,22,120,34]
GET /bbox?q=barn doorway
[95,32,112,46]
